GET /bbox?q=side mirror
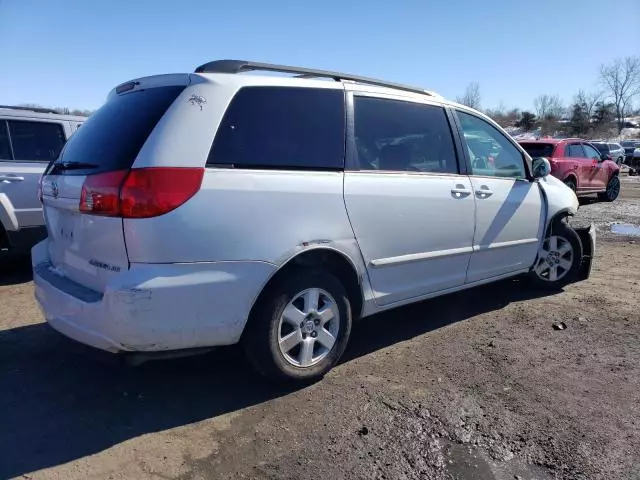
[601,154,611,162]
[532,157,551,178]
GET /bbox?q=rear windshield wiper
[51,161,99,173]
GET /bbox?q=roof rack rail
[0,104,60,114]
[194,59,434,97]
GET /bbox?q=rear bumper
[574,223,596,282]
[32,240,276,353]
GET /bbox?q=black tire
[598,175,620,202]
[563,178,577,192]
[243,269,352,382]
[528,219,583,290]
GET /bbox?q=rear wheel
[598,175,620,202]
[529,220,582,290]
[243,269,352,382]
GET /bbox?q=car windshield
[622,141,639,147]
[519,142,555,158]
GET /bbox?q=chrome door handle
[0,175,25,182]
[451,185,471,197]
[476,185,493,198]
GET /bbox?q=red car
[518,139,620,202]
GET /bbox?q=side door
[343,93,475,306]
[453,110,544,283]
[2,120,65,228]
[565,143,591,190]
[582,143,608,190]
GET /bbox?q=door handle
[451,185,471,198]
[476,185,493,198]
[0,175,25,182]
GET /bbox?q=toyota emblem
[51,181,59,198]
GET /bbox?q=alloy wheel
[277,288,340,367]
[534,235,574,282]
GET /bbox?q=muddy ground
[1,177,639,480]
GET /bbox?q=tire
[528,220,583,290]
[243,269,352,382]
[598,175,620,202]
[563,178,577,193]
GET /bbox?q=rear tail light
[79,167,204,218]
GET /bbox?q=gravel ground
[1,176,639,480]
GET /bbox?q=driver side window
[456,111,526,179]
[583,144,602,161]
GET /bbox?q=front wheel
[529,220,583,290]
[243,269,352,382]
[598,175,620,202]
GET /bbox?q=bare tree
[533,94,564,120]
[574,90,602,121]
[456,82,481,110]
[600,56,640,133]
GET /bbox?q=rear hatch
[40,79,187,292]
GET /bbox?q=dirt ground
[1,177,639,480]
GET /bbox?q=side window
[566,144,585,158]
[209,87,344,169]
[0,121,12,160]
[7,121,65,162]
[353,96,458,174]
[456,111,526,178]
[583,144,602,160]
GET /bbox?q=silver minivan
[0,106,84,255]
[32,61,595,382]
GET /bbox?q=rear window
[519,142,555,158]
[208,87,345,170]
[50,86,184,175]
[8,120,66,162]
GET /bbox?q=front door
[344,94,475,306]
[454,110,544,283]
[582,143,608,190]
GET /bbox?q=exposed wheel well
[247,248,364,329]
[563,173,578,186]
[0,224,8,250]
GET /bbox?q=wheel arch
[563,172,578,187]
[245,247,364,335]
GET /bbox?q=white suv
[0,106,84,256]
[32,60,595,381]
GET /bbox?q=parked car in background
[621,140,640,163]
[518,138,620,201]
[32,60,595,382]
[0,106,84,256]
[591,141,625,165]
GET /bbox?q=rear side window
[353,97,458,174]
[0,121,11,160]
[519,142,555,158]
[208,87,345,170]
[8,120,65,162]
[51,86,184,175]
